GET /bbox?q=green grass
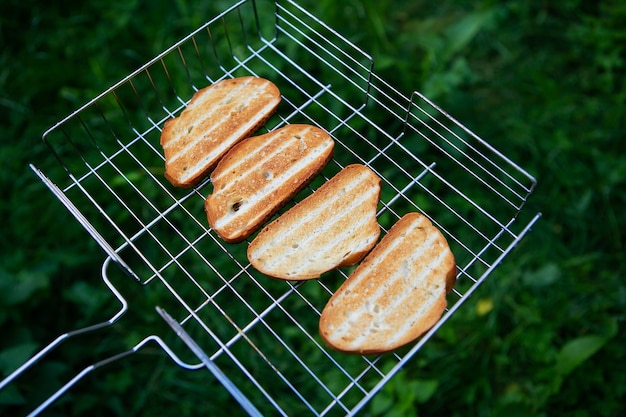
[1,0,625,416]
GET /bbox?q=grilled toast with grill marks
[160,76,281,188]
[319,212,456,355]
[247,164,381,280]
[205,124,334,243]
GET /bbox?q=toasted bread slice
[319,212,456,355]
[205,124,334,243]
[247,164,381,280]
[160,76,281,188]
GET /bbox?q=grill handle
[157,306,263,417]
[29,164,140,281]
[0,257,202,416]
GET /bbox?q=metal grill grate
[1,1,540,415]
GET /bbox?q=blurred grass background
[1,0,624,416]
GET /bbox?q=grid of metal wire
[2,1,539,415]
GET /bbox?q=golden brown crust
[247,164,381,280]
[160,76,281,188]
[319,212,457,355]
[205,124,334,243]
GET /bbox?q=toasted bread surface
[160,76,281,188]
[247,164,381,280]
[205,124,334,243]
[319,212,456,355]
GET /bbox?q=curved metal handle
[25,334,202,417]
[0,257,203,416]
[0,258,127,393]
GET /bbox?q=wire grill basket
[2,0,540,415]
